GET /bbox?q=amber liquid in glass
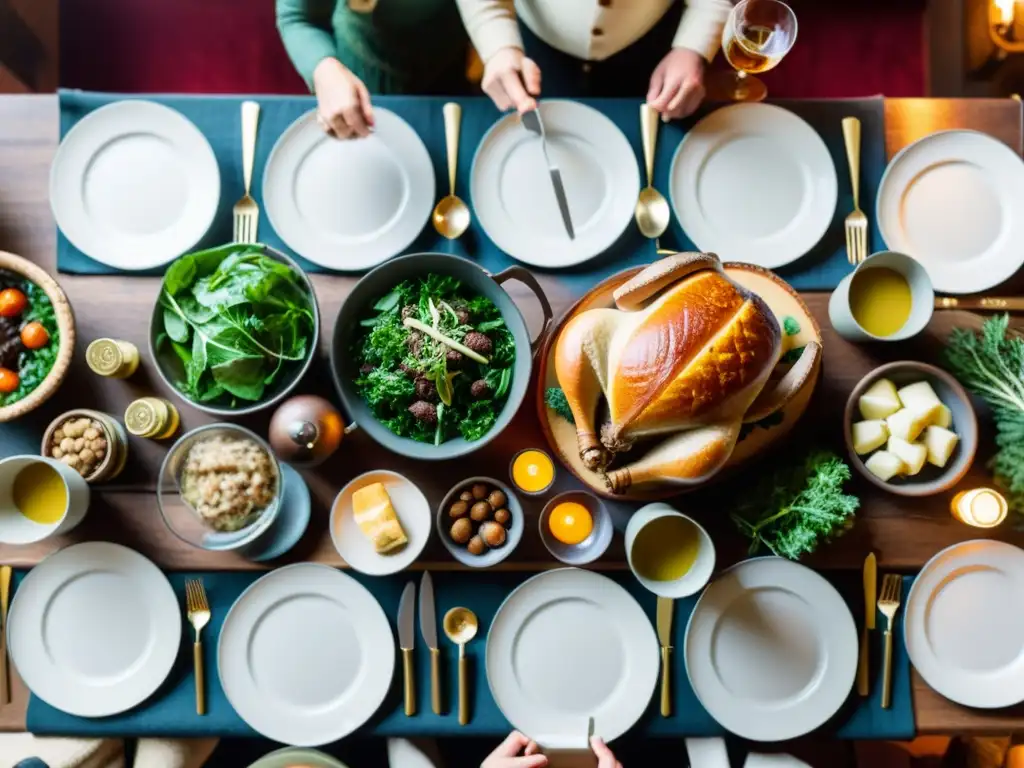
[725,26,782,74]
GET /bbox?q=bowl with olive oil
[625,503,715,598]
[829,251,933,342]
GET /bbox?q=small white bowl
[436,477,524,568]
[0,455,90,544]
[625,503,715,598]
[330,470,431,576]
[539,491,613,566]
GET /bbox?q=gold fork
[842,117,868,265]
[185,579,211,715]
[878,573,903,709]
[233,100,261,243]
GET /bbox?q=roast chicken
[554,253,820,494]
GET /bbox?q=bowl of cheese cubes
[844,361,977,496]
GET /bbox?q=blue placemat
[24,569,914,742]
[56,90,883,292]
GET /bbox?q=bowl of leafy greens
[150,243,319,416]
[331,253,552,460]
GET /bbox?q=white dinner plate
[905,540,1024,708]
[471,100,640,269]
[50,100,220,270]
[330,470,431,576]
[8,542,181,717]
[684,557,857,741]
[670,103,837,269]
[486,568,658,747]
[218,563,394,746]
[877,130,1024,294]
[263,108,434,271]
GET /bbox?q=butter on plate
[352,482,408,554]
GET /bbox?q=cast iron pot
[331,253,552,460]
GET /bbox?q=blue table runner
[57,90,884,292]
[24,569,914,743]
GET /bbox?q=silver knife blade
[399,581,416,651]
[521,108,575,240]
[656,596,674,647]
[419,571,438,649]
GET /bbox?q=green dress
[276,0,468,95]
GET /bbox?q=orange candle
[951,488,1008,528]
[511,448,555,495]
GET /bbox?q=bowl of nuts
[41,410,128,483]
[437,477,523,568]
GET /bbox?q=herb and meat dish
[0,270,59,407]
[351,275,515,445]
[156,245,315,409]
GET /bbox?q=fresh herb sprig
[157,244,314,406]
[730,449,859,560]
[944,314,1024,513]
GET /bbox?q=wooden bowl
[844,361,978,496]
[0,251,75,423]
[536,262,822,501]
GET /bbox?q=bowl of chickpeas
[436,477,523,568]
[41,410,129,484]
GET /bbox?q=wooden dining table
[0,94,1023,737]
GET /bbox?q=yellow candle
[511,448,555,495]
[951,488,1008,528]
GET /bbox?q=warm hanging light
[991,0,1024,51]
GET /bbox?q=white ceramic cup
[624,503,715,598]
[0,455,90,544]
[829,250,934,342]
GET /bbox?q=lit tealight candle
[950,488,1009,528]
[510,448,556,495]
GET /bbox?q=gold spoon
[432,102,471,240]
[635,104,671,251]
[443,606,479,725]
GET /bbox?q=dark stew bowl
[149,243,320,417]
[331,253,552,460]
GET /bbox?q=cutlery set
[400,572,478,723]
[858,553,903,708]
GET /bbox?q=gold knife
[0,566,11,705]
[656,596,674,716]
[935,296,1024,311]
[858,553,877,697]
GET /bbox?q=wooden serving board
[535,263,823,501]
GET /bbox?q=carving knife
[521,108,575,240]
[399,581,416,716]
[420,571,442,714]
[858,552,877,696]
[656,596,674,716]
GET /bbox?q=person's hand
[312,57,374,138]
[482,731,548,768]
[481,47,542,113]
[591,736,623,768]
[647,47,707,121]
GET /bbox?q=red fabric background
[60,0,926,97]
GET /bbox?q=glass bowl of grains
[157,423,281,552]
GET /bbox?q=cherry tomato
[0,368,19,394]
[19,321,49,350]
[0,288,27,318]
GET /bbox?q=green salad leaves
[944,314,1024,514]
[730,450,860,560]
[157,244,315,406]
[352,274,515,445]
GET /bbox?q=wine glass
[706,0,798,103]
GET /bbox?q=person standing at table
[455,0,733,119]
[276,0,469,138]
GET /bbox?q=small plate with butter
[331,469,431,575]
